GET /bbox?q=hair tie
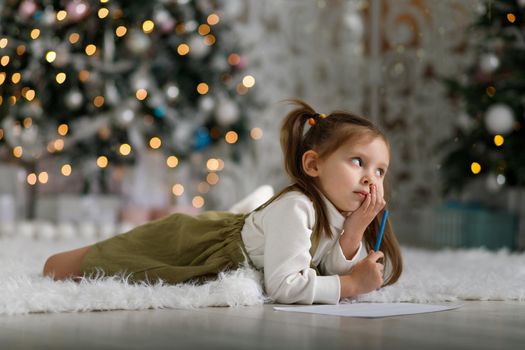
[308,113,327,126]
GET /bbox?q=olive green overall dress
[80,211,253,284]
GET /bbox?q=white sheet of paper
[273,302,462,318]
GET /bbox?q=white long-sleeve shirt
[240,190,368,304]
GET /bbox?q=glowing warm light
[115,26,127,37]
[494,135,504,147]
[30,29,41,40]
[98,126,110,140]
[0,72,5,85]
[197,82,209,95]
[9,96,17,105]
[13,146,23,158]
[198,182,210,194]
[471,162,481,174]
[38,172,49,184]
[47,141,55,153]
[204,34,216,45]
[251,127,263,140]
[142,20,155,33]
[119,143,131,156]
[45,51,57,63]
[78,70,90,82]
[98,8,109,19]
[149,137,162,149]
[217,159,225,171]
[0,129,3,140]
[27,173,37,185]
[61,164,72,176]
[177,43,190,55]
[206,158,219,171]
[1,56,10,66]
[207,172,219,185]
[242,75,255,88]
[11,72,21,84]
[16,45,26,55]
[93,95,105,107]
[25,89,36,101]
[85,44,97,56]
[207,13,220,25]
[54,139,64,151]
[56,10,67,21]
[166,156,179,168]
[69,33,80,44]
[486,86,496,97]
[172,184,184,196]
[228,53,241,66]
[507,13,516,23]
[175,23,186,35]
[198,24,211,35]
[58,124,69,136]
[23,117,32,128]
[136,88,148,100]
[225,131,238,144]
[192,196,205,208]
[97,156,109,168]
[0,38,7,48]
[56,72,67,84]
[236,83,248,95]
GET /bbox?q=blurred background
[0,0,524,251]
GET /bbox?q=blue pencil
[374,210,389,252]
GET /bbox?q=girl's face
[312,137,390,215]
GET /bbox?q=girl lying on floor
[43,99,403,304]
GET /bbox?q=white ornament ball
[165,84,180,101]
[132,72,151,90]
[216,98,240,126]
[126,30,151,55]
[66,90,84,110]
[18,0,37,19]
[479,53,499,74]
[42,7,56,26]
[115,107,136,127]
[484,104,515,135]
[199,96,215,113]
[344,12,364,39]
[154,9,175,32]
[485,173,502,193]
[188,35,210,59]
[457,112,474,132]
[66,0,89,22]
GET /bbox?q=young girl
[43,99,402,304]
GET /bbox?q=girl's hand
[340,251,384,297]
[344,183,386,236]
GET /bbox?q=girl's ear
[302,150,320,177]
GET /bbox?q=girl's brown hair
[258,99,402,286]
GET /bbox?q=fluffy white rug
[1,236,524,315]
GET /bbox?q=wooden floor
[0,301,523,349]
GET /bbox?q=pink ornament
[18,0,38,19]
[66,0,89,22]
[237,55,248,70]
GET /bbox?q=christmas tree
[440,0,525,195]
[0,0,256,210]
